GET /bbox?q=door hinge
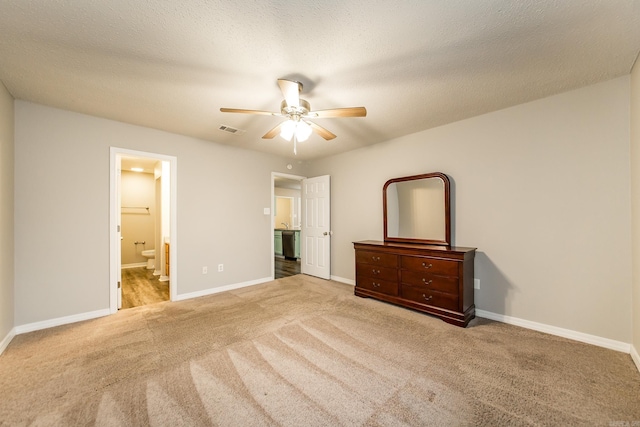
[118,281,121,289]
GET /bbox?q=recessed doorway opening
[110,147,177,313]
[272,173,304,279]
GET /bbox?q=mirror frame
[383,172,451,246]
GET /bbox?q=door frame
[109,147,178,313]
[271,172,306,278]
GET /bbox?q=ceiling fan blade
[278,79,301,108]
[306,120,337,140]
[309,107,367,118]
[220,108,278,116]
[262,122,284,139]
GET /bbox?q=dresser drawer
[401,285,458,311]
[356,277,398,296]
[356,250,398,268]
[356,264,397,282]
[401,270,459,294]
[401,256,458,277]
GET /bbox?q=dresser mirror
[383,172,451,246]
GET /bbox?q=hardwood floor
[275,257,300,279]
[121,267,169,309]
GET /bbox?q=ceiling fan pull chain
[293,135,297,155]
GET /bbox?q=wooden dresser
[354,240,476,327]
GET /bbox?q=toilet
[141,249,155,269]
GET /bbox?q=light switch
[263,208,270,215]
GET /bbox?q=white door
[301,175,331,279]
[116,163,123,309]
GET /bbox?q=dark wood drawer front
[356,250,398,268]
[354,241,476,327]
[401,256,458,277]
[401,285,459,311]
[401,270,459,294]
[357,277,398,296]
[356,264,397,282]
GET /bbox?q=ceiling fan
[220,79,366,154]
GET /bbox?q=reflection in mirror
[274,196,294,229]
[384,172,450,246]
[274,176,303,229]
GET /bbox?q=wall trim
[14,308,111,335]
[0,327,16,355]
[331,275,354,286]
[121,262,147,269]
[476,309,631,353]
[174,277,273,302]
[631,344,640,373]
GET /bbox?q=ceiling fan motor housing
[280,99,310,120]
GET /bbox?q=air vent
[218,125,245,135]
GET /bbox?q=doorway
[110,148,177,313]
[272,173,304,279]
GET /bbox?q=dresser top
[354,240,476,254]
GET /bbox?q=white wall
[631,56,640,360]
[0,81,14,341]
[14,101,306,326]
[309,77,632,343]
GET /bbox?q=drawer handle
[422,278,432,285]
[422,262,433,269]
[372,256,381,261]
[422,294,433,302]
[372,282,381,288]
[372,269,381,275]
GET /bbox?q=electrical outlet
[474,279,480,290]
[202,266,207,274]
[218,264,224,272]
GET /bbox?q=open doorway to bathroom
[110,148,177,313]
[119,156,169,308]
[272,173,304,279]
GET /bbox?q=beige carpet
[1,275,639,426]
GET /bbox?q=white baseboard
[0,327,16,355]
[174,277,273,302]
[331,275,354,286]
[476,309,630,353]
[14,308,111,335]
[121,263,147,269]
[631,344,640,373]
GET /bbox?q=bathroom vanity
[354,172,476,327]
[274,229,300,259]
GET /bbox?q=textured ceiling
[1,1,639,160]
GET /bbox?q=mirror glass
[274,196,293,229]
[384,172,451,246]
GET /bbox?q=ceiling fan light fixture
[280,119,296,141]
[280,119,312,142]
[295,120,312,142]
